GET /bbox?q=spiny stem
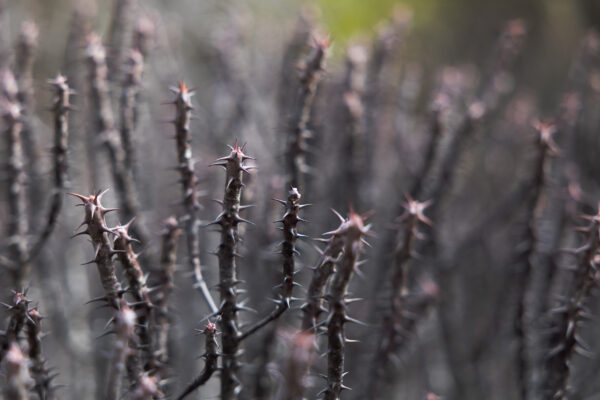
[69,190,122,307]
[0,291,30,364]
[409,96,443,200]
[176,322,218,400]
[324,212,370,400]
[155,217,180,370]
[86,33,150,253]
[106,299,136,400]
[337,44,367,209]
[543,207,600,399]
[286,37,328,190]
[530,33,597,400]
[119,18,154,182]
[238,187,303,342]
[15,21,43,228]
[171,81,218,314]
[26,308,53,400]
[120,49,144,179]
[2,72,29,288]
[301,216,346,333]
[367,197,435,398]
[211,140,253,400]
[28,74,72,261]
[277,8,315,141]
[114,220,156,372]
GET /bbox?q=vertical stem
[367,198,434,398]
[15,21,42,228]
[120,49,144,179]
[86,34,150,252]
[212,141,252,399]
[155,217,180,370]
[286,38,328,190]
[176,322,219,400]
[172,82,218,314]
[106,300,136,400]
[107,0,137,81]
[0,292,29,364]
[543,209,600,398]
[26,308,52,400]
[28,74,72,260]
[114,220,155,372]
[69,191,123,306]
[324,212,369,400]
[512,122,555,400]
[237,188,303,341]
[301,227,345,332]
[2,75,29,288]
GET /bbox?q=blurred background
[1,0,600,399]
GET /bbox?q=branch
[543,207,600,399]
[68,190,122,307]
[286,37,328,190]
[2,70,29,288]
[171,81,218,314]
[301,213,346,333]
[176,322,218,400]
[26,307,53,400]
[324,211,370,400]
[28,74,72,261]
[238,187,303,342]
[211,140,253,399]
[106,299,136,400]
[155,217,180,370]
[114,219,156,372]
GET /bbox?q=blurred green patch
[313,0,436,46]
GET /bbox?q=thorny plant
[1,3,600,400]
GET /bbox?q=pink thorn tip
[178,80,188,94]
[206,321,217,332]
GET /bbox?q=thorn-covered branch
[113,219,155,372]
[543,207,600,399]
[176,322,218,400]
[286,37,328,190]
[69,190,122,307]
[28,74,72,261]
[212,140,253,400]
[106,299,136,400]
[324,211,370,400]
[155,217,180,370]
[172,81,218,314]
[2,71,29,288]
[238,187,303,342]
[301,215,346,333]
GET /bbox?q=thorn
[331,208,345,223]
[344,315,367,326]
